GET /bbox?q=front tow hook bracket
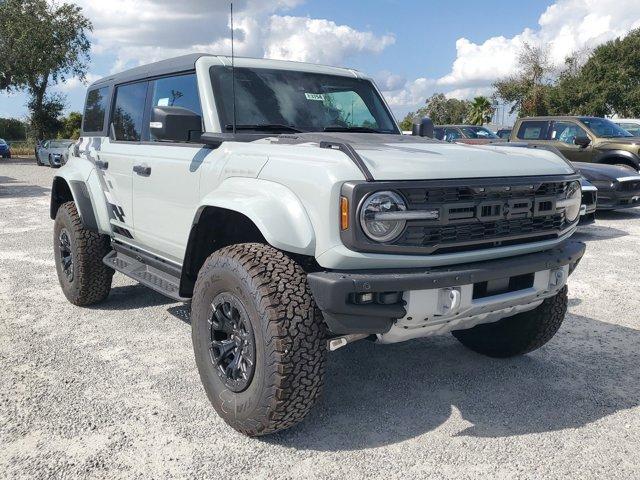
[327,334,370,352]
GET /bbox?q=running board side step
[103,250,190,302]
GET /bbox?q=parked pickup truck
[50,54,585,436]
[509,116,640,171]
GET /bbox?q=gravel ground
[1,159,639,480]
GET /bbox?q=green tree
[0,0,92,138]
[549,30,640,117]
[0,117,27,140]
[27,93,64,139]
[58,111,83,139]
[400,93,471,129]
[493,43,555,117]
[466,96,494,125]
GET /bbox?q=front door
[548,120,594,162]
[131,73,206,263]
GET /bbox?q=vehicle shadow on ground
[167,304,191,324]
[596,209,640,221]
[265,312,640,451]
[91,284,175,310]
[574,223,628,242]
[0,175,50,198]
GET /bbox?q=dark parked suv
[0,138,11,158]
[510,116,640,171]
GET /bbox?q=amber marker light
[340,196,349,230]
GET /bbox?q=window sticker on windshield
[157,98,170,107]
[305,93,325,101]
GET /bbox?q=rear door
[97,80,149,242]
[514,120,550,147]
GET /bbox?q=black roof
[90,53,214,87]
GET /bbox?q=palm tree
[467,96,494,125]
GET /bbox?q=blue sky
[1,0,639,122]
[286,0,543,79]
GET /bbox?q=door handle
[133,164,151,176]
[95,160,109,170]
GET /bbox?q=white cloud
[264,16,394,64]
[374,71,406,91]
[382,77,435,107]
[386,0,640,114]
[73,0,393,71]
[55,74,101,92]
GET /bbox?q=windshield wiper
[225,124,304,133]
[323,125,385,133]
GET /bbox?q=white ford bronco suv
[51,54,585,436]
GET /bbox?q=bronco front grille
[400,214,565,252]
[340,176,580,255]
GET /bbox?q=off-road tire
[191,243,327,436]
[452,286,568,358]
[54,202,113,306]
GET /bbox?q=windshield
[579,117,633,138]
[617,122,640,136]
[460,126,498,139]
[210,66,399,134]
[0,139,6,145]
[49,140,73,148]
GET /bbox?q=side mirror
[574,136,591,148]
[412,116,434,138]
[150,106,202,142]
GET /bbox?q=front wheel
[452,286,568,358]
[191,243,327,436]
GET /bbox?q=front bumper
[50,154,64,167]
[579,186,597,224]
[596,190,640,210]
[595,177,640,210]
[307,240,585,336]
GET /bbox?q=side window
[444,128,461,142]
[112,82,148,142]
[550,121,588,145]
[517,121,548,140]
[149,73,202,142]
[82,86,109,133]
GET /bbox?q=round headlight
[359,191,407,242]
[564,181,582,222]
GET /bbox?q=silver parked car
[36,139,74,167]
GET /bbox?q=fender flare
[195,177,316,255]
[50,176,99,231]
[594,149,640,169]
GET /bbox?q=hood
[270,133,574,180]
[573,162,635,181]
[597,137,640,148]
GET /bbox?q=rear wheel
[191,243,327,436]
[452,286,568,358]
[54,202,113,305]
